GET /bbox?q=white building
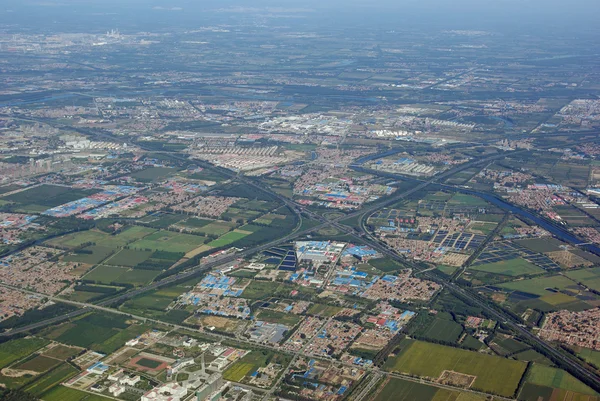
[142,383,187,401]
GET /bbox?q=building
[142,383,187,401]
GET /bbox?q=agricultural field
[498,274,597,311]
[46,230,109,249]
[576,347,600,369]
[421,318,463,343]
[469,258,544,277]
[41,385,113,401]
[1,185,99,212]
[565,267,600,292]
[223,350,289,384]
[0,337,49,368]
[105,249,154,267]
[522,364,599,399]
[384,340,527,397]
[207,230,250,247]
[131,230,207,253]
[255,309,302,326]
[45,313,146,354]
[372,377,488,401]
[130,166,175,182]
[306,303,343,317]
[14,355,61,372]
[24,363,78,396]
[83,265,158,286]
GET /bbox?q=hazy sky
[1,0,599,34]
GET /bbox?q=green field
[256,309,302,326]
[132,231,206,253]
[223,350,288,383]
[566,267,600,292]
[51,313,142,353]
[130,167,175,181]
[63,245,115,265]
[422,318,463,343]
[15,355,62,373]
[577,347,600,369]
[42,345,81,360]
[24,363,78,396]
[526,364,598,395]
[41,385,113,401]
[384,340,526,397]
[46,230,109,249]
[499,275,579,296]
[372,377,487,401]
[207,230,250,247]
[471,258,544,277]
[449,193,487,206]
[83,265,158,286]
[137,358,162,369]
[106,249,154,267]
[0,338,49,368]
[306,303,343,317]
[2,185,99,210]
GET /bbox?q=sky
[1,0,598,34]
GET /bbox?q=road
[1,124,600,393]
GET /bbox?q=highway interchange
[2,127,600,397]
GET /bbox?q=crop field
[15,354,62,373]
[0,338,49,368]
[384,340,526,397]
[368,257,404,272]
[449,193,487,206]
[105,249,154,267]
[2,185,98,209]
[63,245,115,265]
[422,318,463,343]
[306,303,343,317]
[372,378,487,401]
[207,230,250,247]
[223,351,283,383]
[192,221,236,236]
[526,364,598,395]
[513,349,552,365]
[577,347,600,369]
[131,231,207,253]
[138,212,188,229]
[516,238,565,253]
[130,167,175,181]
[242,280,315,300]
[42,345,82,360]
[84,265,158,286]
[46,230,109,249]
[500,275,579,296]
[470,258,544,276]
[53,314,129,351]
[41,385,113,401]
[566,267,600,292]
[256,309,302,326]
[24,363,78,396]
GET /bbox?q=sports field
[470,258,544,276]
[384,340,526,397]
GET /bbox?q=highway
[2,126,600,394]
